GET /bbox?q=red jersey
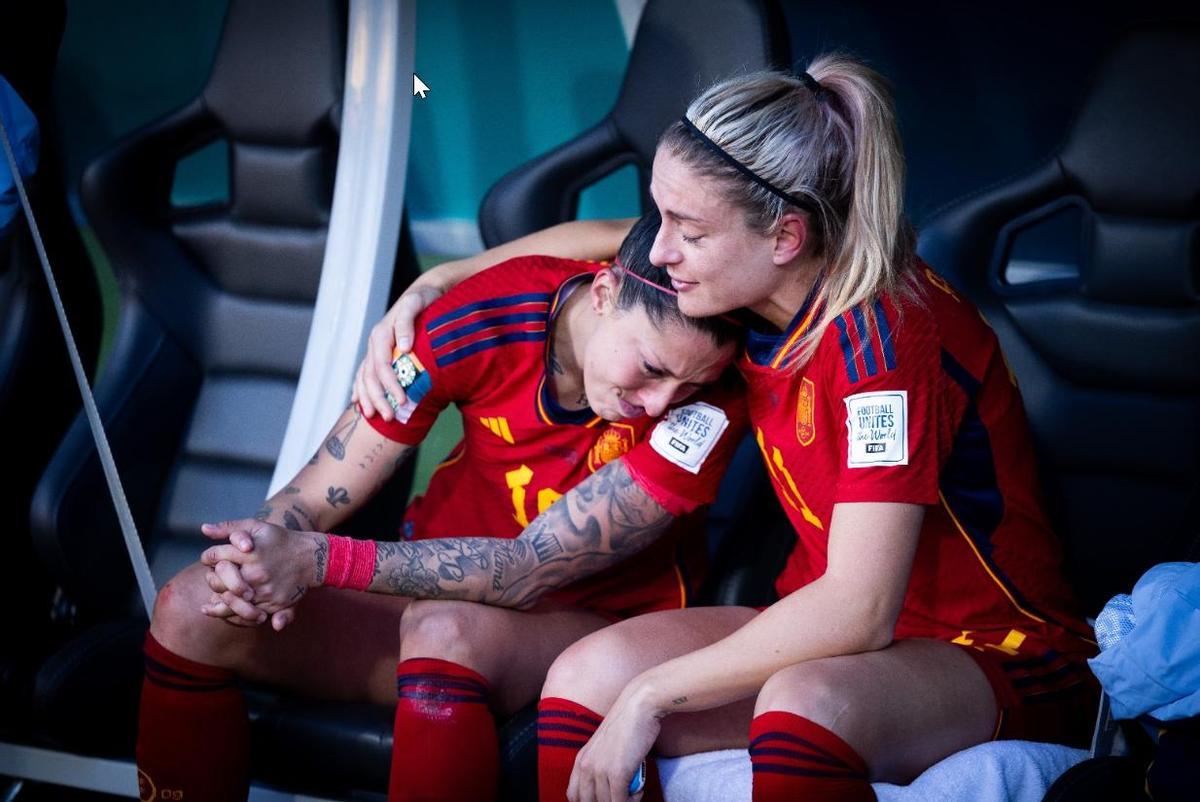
[740,264,1095,684]
[366,255,747,617]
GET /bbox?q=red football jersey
[366,255,747,617]
[740,264,1095,694]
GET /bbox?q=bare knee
[541,626,642,714]
[398,600,488,666]
[150,562,244,662]
[754,659,862,733]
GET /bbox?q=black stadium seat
[919,27,1200,617]
[478,0,789,248]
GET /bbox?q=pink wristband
[347,537,377,591]
[323,535,377,591]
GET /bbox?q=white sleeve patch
[649,401,729,475]
[844,390,908,467]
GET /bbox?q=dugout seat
[917,27,1200,618]
[24,0,422,797]
[478,0,789,247]
[918,33,1200,798]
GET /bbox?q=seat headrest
[1060,29,1200,219]
[612,0,788,162]
[203,0,344,146]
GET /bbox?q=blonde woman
[356,56,1098,802]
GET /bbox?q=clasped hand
[198,519,319,631]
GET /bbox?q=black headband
[677,116,819,218]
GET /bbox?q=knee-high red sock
[537,697,664,802]
[537,697,601,802]
[749,711,876,802]
[388,658,498,802]
[136,633,249,802]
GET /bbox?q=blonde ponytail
[660,55,917,367]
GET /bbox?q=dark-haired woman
[140,212,747,802]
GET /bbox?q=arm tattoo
[282,510,302,531]
[363,461,672,609]
[324,405,361,460]
[493,460,671,606]
[313,535,328,584]
[327,486,351,508]
[531,529,564,562]
[357,441,384,470]
[254,505,272,522]
[289,504,317,530]
[283,485,301,494]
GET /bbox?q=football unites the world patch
[387,350,432,424]
[649,401,729,475]
[844,390,908,467]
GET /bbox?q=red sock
[388,658,498,802]
[537,697,601,802]
[136,633,249,802]
[537,698,664,802]
[749,711,876,802]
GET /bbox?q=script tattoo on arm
[363,460,672,609]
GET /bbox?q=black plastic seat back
[919,29,1200,615]
[479,0,789,247]
[32,0,416,617]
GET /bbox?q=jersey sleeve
[621,372,749,517]
[828,304,946,506]
[361,307,458,446]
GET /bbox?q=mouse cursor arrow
[413,74,430,99]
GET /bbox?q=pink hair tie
[613,258,678,296]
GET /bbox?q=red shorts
[959,642,1099,748]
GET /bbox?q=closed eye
[643,361,666,378]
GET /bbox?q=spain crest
[587,423,636,472]
[796,377,816,446]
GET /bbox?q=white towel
[658,740,1087,802]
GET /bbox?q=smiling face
[648,146,794,322]
[580,272,736,421]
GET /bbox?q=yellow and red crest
[796,377,816,446]
[587,423,636,472]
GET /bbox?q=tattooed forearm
[362,461,672,609]
[493,460,671,606]
[327,486,350,507]
[254,505,273,522]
